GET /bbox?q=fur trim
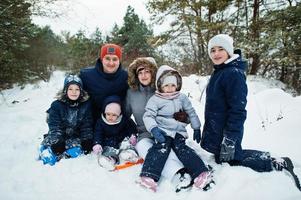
[128,57,157,90]
[56,89,89,103]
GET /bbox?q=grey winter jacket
[143,65,201,139]
[126,57,158,141]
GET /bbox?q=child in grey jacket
[137,65,214,192]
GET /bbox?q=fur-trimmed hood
[128,57,158,90]
[56,89,89,104]
[156,65,182,93]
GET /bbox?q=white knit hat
[208,34,234,59]
[162,75,177,87]
[105,102,121,116]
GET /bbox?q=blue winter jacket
[79,58,129,122]
[94,95,137,149]
[42,91,93,153]
[201,56,248,160]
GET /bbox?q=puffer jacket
[201,55,248,160]
[143,65,201,139]
[79,58,128,122]
[126,57,158,141]
[94,95,137,149]
[42,90,93,154]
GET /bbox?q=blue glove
[65,147,82,158]
[39,145,57,166]
[219,137,236,162]
[193,129,201,144]
[151,127,166,143]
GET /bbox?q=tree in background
[108,6,156,66]
[0,0,32,89]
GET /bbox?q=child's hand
[129,134,137,146]
[92,144,103,154]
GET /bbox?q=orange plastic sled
[114,158,144,171]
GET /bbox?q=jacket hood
[156,65,182,92]
[214,55,248,72]
[56,89,89,104]
[128,57,157,90]
[101,95,122,113]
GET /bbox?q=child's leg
[98,146,119,170]
[172,133,208,179]
[140,137,172,181]
[215,149,273,172]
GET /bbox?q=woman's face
[210,46,229,65]
[102,55,120,73]
[67,84,80,100]
[137,68,152,86]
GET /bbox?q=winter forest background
[1,0,300,94]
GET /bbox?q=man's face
[102,55,120,73]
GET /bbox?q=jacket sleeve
[143,96,159,132]
[93,119,104,146]
[79,101,94,141]
[223,69,247,142]
[181,94,201,130]
[42,101,65,147]
[125,89,133,118]
[125,118,137,137]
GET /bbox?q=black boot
[272,157,301,191]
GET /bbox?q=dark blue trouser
[140,133,208,181]
[215,149,273,172]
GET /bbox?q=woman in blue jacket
[201,34,300,191]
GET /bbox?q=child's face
[138,68,152,86]
[161,83,177,93]
[102,55,120,73]
[67,84,80,100]
[210,46,229,65]
[105,112,119,123]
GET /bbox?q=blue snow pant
[215,149,273,172]
[140,133,208,181]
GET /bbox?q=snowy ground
[1,71,301,200]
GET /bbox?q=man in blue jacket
[80,44,128,124]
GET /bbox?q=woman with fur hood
[126,58,195,192]
[39,74,94,166]
[137,65,214,192]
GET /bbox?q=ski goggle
[64,75,83,87]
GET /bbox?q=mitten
[39,146,57,166]
[151,127,166,143]
[65,146,82,158]
[193,129,201,144]
[129,134,137,146]
[92,144,103,154]
[219,137,236,162]
[173,110,189,123]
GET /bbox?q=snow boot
[97,155,117,171]
[194,169,215,191]
[171,168,193,193]
[119,149,139,163]
[272,157,301,191]
[137,176,158,192]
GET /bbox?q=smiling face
[210,46,229,65]
[67,84,80,100]
[102,54,120,73]
[137,68,152,86]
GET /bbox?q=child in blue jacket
[39,74,94,166]
[92,95,138,170]
[201,34,300,191]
